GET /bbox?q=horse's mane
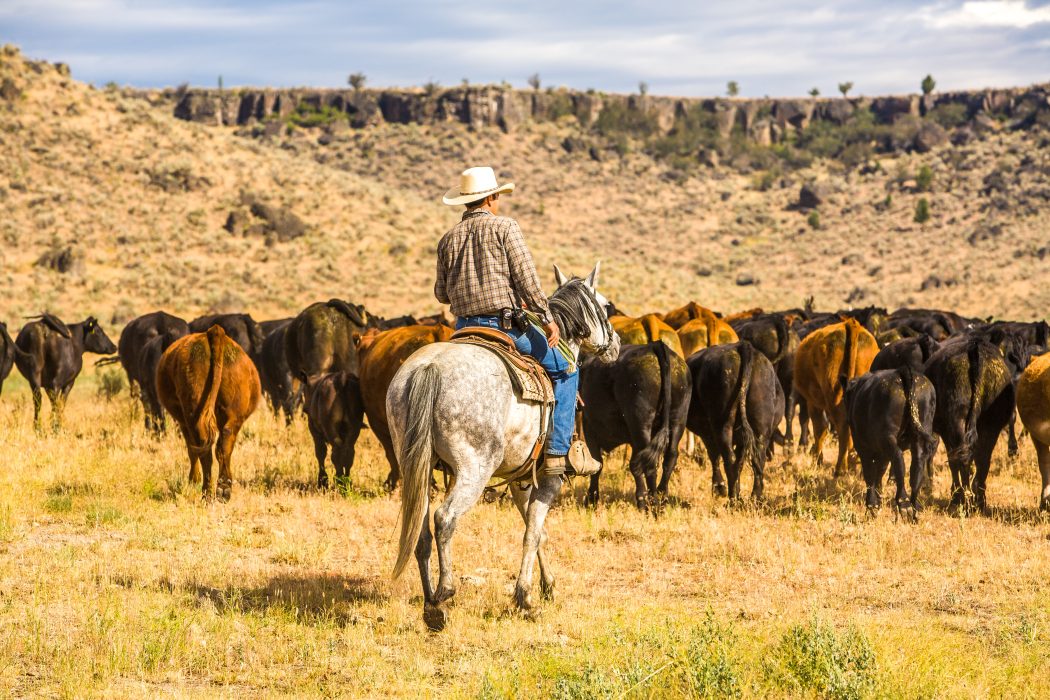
[549,278,602,342]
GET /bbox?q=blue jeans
[456,315,579,455]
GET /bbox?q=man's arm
[505,221,552,325]
[434,238,450,304]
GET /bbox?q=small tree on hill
[914,198,931,224]
[527,73,541,91]
[838,81,854,98]
[727,80,739,97]
[348,72,366,90]
[921,74,936,95]
[809,87,820,97]
[638,81,649,97]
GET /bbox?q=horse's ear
[553,264,569,287]
[586,261,601,289]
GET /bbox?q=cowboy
[436,166,583,475]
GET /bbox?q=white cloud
[918,1,1050,29]
[0,0,283,30]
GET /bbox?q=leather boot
[539,454,568,479]
[567,440,601,476]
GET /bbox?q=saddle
[450,327,555,482]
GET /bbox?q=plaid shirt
[435,210,552,324]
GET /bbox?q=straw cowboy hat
[442,166,515,206]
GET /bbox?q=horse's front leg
[510,481,555,600]
[515,474,562,615]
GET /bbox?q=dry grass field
[1,368,1049,698]
[4,45,1050,697]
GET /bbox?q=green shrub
[927,102,968,129]
[96,368,126,401]
[808,210,821,229]
[916,165,934,192]
[648,103,720,159]
[767,616,877,700]
[914,197,931,224]
[288,101,346,128]
[594,100,659,138]
[921,74,936,95]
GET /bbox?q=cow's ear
[586,261,601,289]
[553,264,569,287]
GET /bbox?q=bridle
[579,284,615,357]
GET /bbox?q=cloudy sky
[2,0,1048,96]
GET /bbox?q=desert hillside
[1,45,1048,328]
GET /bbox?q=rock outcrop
[168,81,1050,151]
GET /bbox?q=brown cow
[357,324,453,490]
[610,314,683,357]
[1016,352,1050,510]
[662,301,722,331]
[794,318,879,476]
[677,316,739,357]
[157,326,261,501]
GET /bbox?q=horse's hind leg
[510,482,555,601]
[515,474,561,615]
[430,471,487,615]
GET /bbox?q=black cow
[924,337,1015,512]
[730,313,798,447]
[799,306,888,339]
[846,367,938,519]
[885,308,976,341]
[118,311,190,430]
[305,371,366,488]
[686,342,783,501]
[1,322,30,397]
[138,329,186,432]
[870,335,941,374]
[15,314,117,430]
[285,299,372,382]
[579,342,691,510]
[189,313,265,359]
[257,319,301,424]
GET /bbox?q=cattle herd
[1,297,1049,518]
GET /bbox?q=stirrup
[566,440,601,477]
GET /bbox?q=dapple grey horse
[388,264,620,631]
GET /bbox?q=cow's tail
[839,319,859,391]
[195,326,226,446]
[899,365,923,438]
[769,314,790,364]
[732,343,757,476]
[954,338,984,465]
[636,341,673,476]
[392,363,439,580]
[643,315,661,343]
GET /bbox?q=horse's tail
[732,343,757,477]
[392,363,440,580]
[636,341,673,474]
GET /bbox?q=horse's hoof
[524,607,543,622]
[540,579,555,602]
[713,484,728,498]
[423,603,449,632]
[514,586,533,611]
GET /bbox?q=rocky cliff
[170,81,1050,147]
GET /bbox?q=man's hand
[544,321,561,348]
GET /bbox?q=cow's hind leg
[971,426,999,515]
[888,445,914,521]
[215,424,241,502]
[809,409,829,467]
[31,386,43,432]
[511,481,555,601]
[1035,438,1050,511]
